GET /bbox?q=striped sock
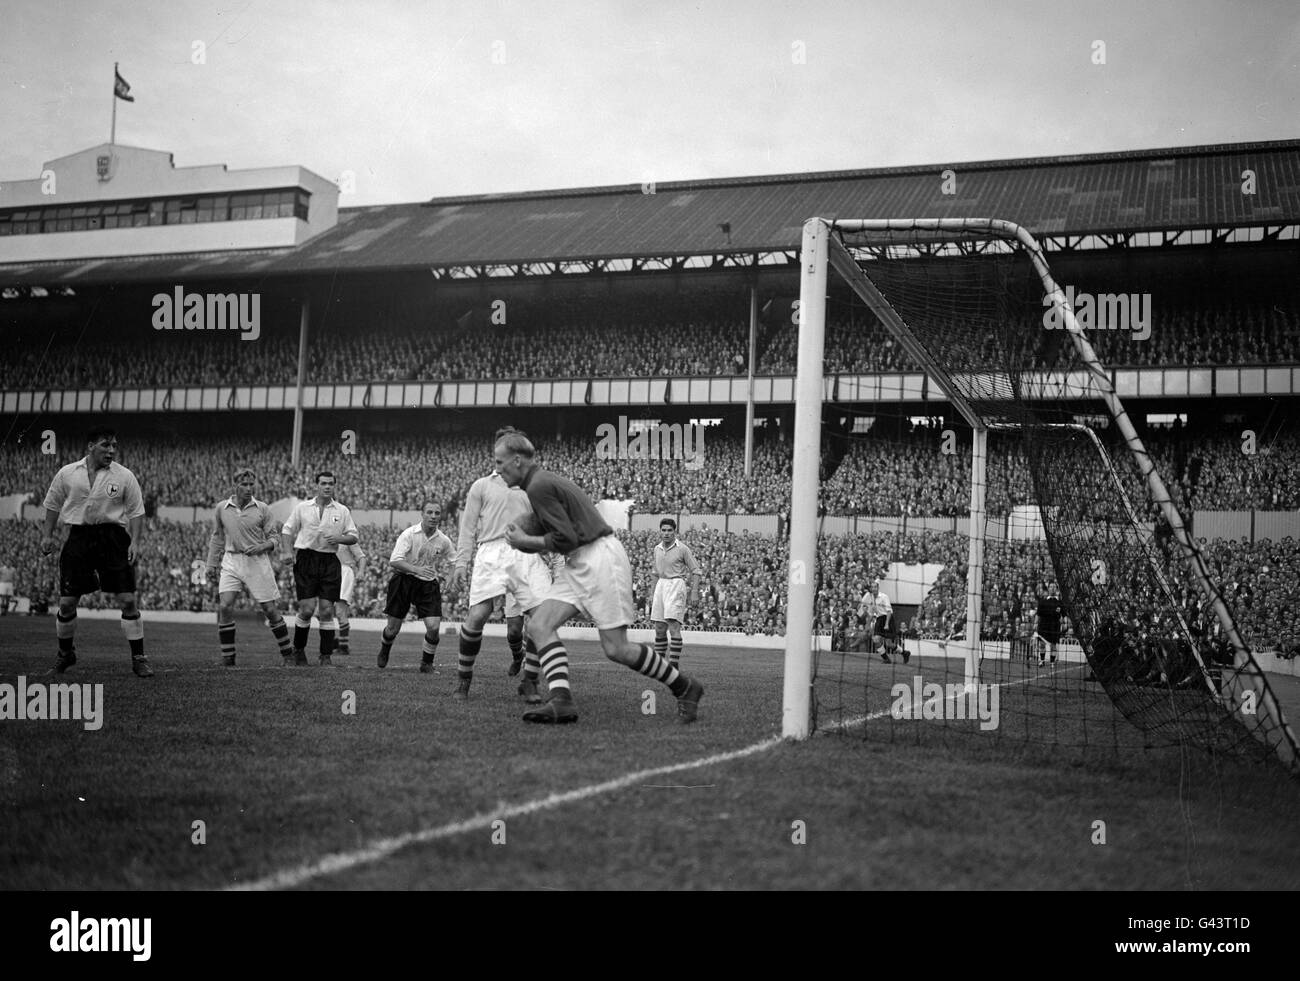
[319,623,336,656]
[268,616,293,655]
[507,627,524,665]
[423,630,439,666]
[632,643,687,696]
[379,625,398,661]
[293,615,311,650]
[457,625,483,678]
[523,636,540,682]
[654,634,668,659]
[120,611,144,657]
[218,620,236,658]
[338,622,350,654]
[536,641,571,694]
[669,637,683,668]
[56,610,77,652]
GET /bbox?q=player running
[40,425,152,676]
[651,518,702,668]
[859,577,905,664]
[450,428,554,703]
[206,467,294,666]
[377,501,454,672]
[498,430,704,725]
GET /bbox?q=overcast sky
[2,0,1297,205]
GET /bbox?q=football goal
[783,217,1297,773]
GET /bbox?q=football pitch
[1,614,1298,891]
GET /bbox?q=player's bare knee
[465,602,491,631]
[117,593,138,614]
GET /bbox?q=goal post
[783,216,1298,773]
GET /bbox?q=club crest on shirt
[108,483,119,495]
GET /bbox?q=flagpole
[111,62,117,145]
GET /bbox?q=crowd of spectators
[5,290,1298,390]
[4,516,1296,659]
[2,423,1296,518]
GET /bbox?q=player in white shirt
[651,518,702,668]
[279,471,359,666]
[335,541,367,655]
[377,501,455,672]
[40,425,151,677]
[450,427,555,703]
[859,577,906,664]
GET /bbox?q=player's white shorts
[0,582,13,598]
[469,539,552,616]
[651,578,688,623]
[218,552,280,604]
[339,564,356,605]
[545,535,635,630]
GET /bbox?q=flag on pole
[114,68,134,102]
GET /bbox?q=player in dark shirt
[496,429,704,725]
[1034,588,1065,666]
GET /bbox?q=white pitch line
[227,734,786,891]
[817,665,1076,734]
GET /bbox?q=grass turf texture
[1,614,1297,890]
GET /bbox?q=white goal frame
[782,217,1295,774]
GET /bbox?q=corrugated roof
[3,139,1298,287]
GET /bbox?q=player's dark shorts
[384,573,441,619]
[60,524,136,597]
[294,549,342,602]
[873,614,895,639]
[1039,624,1062,645]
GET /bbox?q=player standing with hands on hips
[40,425,152,677]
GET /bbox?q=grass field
[2,613,1298,891]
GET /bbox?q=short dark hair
[659,518,677,531]
[494,426,527,442]
[233,467,256,481]
[422,500,442,512]
[87,425,116,445]
[315,471,336,483]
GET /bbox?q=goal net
[784,217,1298,773]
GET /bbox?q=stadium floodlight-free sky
[1,0,1296,205]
